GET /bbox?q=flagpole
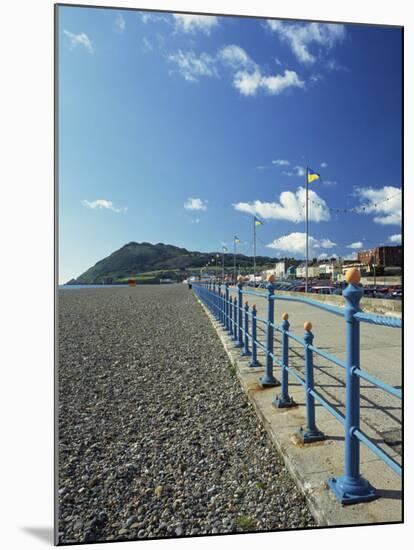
[233,239,236,282]
[222,249,225,281]
[253,216,256,285]
[305,167,309,293]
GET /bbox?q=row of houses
[261,246,402,281]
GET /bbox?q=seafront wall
[274,290,401,316]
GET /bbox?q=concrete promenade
[204,286,402,526]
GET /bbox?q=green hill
[69,241,284,284]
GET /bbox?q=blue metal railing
[192,273,402,505]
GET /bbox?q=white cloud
[322,180,337,187]
[326,59,348,71]
[266,232,336,257]
[319,238,336,248]
[320,161,328,168]
[115,14,126,33]
[190,218,200,224]
[63,30,94,54]
[347,241,364,249]
[173,14,219,35]
[388,234,402,244]
[233,186,330,223]
[168,43,304,97]
[355,186,401,225]
[82,199,126,213]
[167,51,217,82]
[283,165,306,177]
[272,159,290,166]
[141,37,153,52]
[310,73,323,84]
[266,20,346,65]
[233,68,304,96]
[184,197,208,211]
[218,45,254,70]
[140,12,168,24]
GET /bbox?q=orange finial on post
[304,321,313,332]
[345,268,361,285]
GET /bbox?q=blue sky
[58,6,402,283]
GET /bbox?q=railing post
[298,322,325,442]
[225,282,230,332]
[241,302,251,357]
[248,305,260,367]
[213,282,217,318]
[274,313,295,408]
[233,293,238,341]
[328,268,377,503]
[260,275,279,387]
[229,296,234,337]
[235,276,243,348]
[219,286,223,324]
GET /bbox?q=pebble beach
[57,284,315,544]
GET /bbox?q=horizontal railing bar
[284,364,306,387]
[308,345,347,369]
[309,389,346,426]
[285,330,306,346]
[353,311,402,329]
[270,294,345,317]
[255,316,268,325]
[255,339,267,353]
[353,368,402,399]
[353,429,402,476]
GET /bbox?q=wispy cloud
[63,30,94,54]
[347,241,363,249]
[233,187,330,223]
[320,161,328,168]
[265,20,346,65]
[168,43,304,96]
[172,14,219,35]
[140,12,168,24]
[322,180,337,187]
[82,199,127,213]
[283,165,306,177]
[272,159,290,166]
[141,37,153,52]
[355,186,401,225]
[266,232,336,257]
[388,234,402,244]
[167,51,217,82]
[190,218,201,224]
[184,197,208,211]
[114,14,126,34]
[218,44,254,70]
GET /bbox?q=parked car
[311,286,336,295]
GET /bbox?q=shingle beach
[57,285,314,544]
